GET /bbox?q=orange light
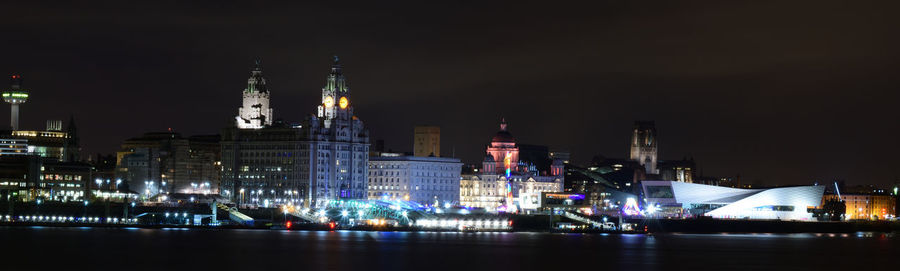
[338,97,349,109]
[324,96,334,108]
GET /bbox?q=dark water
[1,227,896,271]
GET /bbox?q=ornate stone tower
[317,55,351,128]
[630,121,658,174]
[235,60,273,129]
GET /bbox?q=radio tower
[3,75,29,130]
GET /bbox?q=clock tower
[307,56,370,207]
[317,55,351,128]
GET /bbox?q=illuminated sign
[2,92,28,99]
[545,193,585,200]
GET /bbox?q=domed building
[484,118,519,175]
[459,118,564,212]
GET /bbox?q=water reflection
[0,227,896,271]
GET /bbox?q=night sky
[2,1,898,186]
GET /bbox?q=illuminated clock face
[323,96,334,108]
[339,97,349,109]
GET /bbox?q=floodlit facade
[642,180,825,220]
[367,155,462,205]
[459,119,564,211]
[629,121,658,174]
[823,194,896,220]
[235,61,273,129]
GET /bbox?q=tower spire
[236,60,273,129]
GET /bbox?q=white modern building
[367,155,462,206]
[642,180,825,220]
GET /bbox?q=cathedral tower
[630,121,658,174]
[236,60,273,129]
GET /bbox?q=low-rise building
[642,180,825,220]
[823,193,896,220]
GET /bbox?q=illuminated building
[0,156,91,202]
[0,138,28,156]
[823,193,896,220]
[3,117,81,162]
[413,126,440,157]
[306,56,370,206]
[116,132,221,198]
[549,151,570,164]
[485,118,518,174]
[220,124,308,207]
[659,158,695,183]
[235,60,274,129]
[642,180,825,220]
[221,56,370,208]
[459,119,564,211]
[629,121,658,174]
[367,155,462,205]
[3,75,29,131]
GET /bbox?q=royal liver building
[221,57,369,208]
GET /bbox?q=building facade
[117,132,221,198]
[2,117,80,162]
[367,155,462,205]
[413,126,440,157]
[643,181,825,220]
[659,158,695,183]
[823,194,896,220]
[0,156,91,202]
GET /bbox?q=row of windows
[42,174,84,181]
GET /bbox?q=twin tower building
[222,57,369,208]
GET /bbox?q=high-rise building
[413,126,440,157]
[629,121,658,174]
[367,155,462,205]
[2,75,29,131]
[235,60,274,129]
[221,57,369,208]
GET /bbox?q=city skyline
[1,1,898,186]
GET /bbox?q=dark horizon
[1,1,898,186]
